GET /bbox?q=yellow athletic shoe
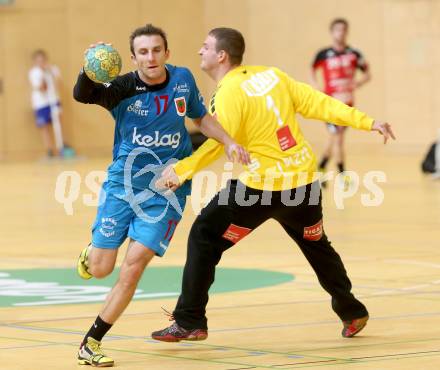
[77,245,92,280]
[78,337,114,367]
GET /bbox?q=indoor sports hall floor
[1,149,440,369]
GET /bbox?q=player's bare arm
[354,68,371,89]
[192,114,251,165]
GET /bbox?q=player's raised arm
[287,75,368,128]
[289,77,395,143]
[73,42,124,110]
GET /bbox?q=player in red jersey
[311,18,371,188]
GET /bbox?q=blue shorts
[34,102,61,127]
[91,181,186,256]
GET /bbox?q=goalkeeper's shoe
[152,322,208,342]
[341,315,369,338]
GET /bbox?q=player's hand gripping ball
[84,44,122,83]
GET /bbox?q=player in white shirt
[29,49,63,157]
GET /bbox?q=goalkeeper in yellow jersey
[152,27,395,341]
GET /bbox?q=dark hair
[129,24,168,54]
[208,27,245,66]
[330,18,349,30]
[32,49,47,59]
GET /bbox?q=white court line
[384,259,440,269]
[365,259,440,296]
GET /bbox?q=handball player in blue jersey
[73,24,249,367]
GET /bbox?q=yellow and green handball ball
[84,44,122,83]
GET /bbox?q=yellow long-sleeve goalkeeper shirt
[175,65,374,191]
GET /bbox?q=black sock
[337,162,345,173]
[319,156,329,169]
[82,315,113,345]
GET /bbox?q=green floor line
[1,334,440,368]
[88,345,293,369]
[4,325,440,368]
[181,341,353,362]
[0,335,287,369]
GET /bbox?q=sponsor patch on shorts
[99,217,117,238]
[222,224,252,244]
[303,219,323,241]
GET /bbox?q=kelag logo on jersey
[127,99,149,116]
[132,127,181,149]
